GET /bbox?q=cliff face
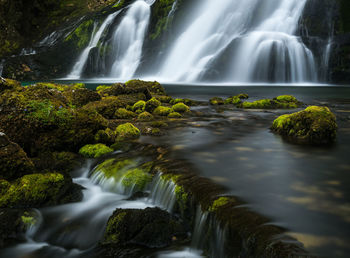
[300,0,350,83]
[1,0,350,83]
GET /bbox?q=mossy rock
[156,95,173,103]
[153,106,172,116]
[0,132,35,181]
[150,121,168,128]
[93,158,138,182]
[138,111,154,121]
[240,95,300,109]
[168,112,182,118]
[34,82,86,92]
[132,100,146,113]
[172,103,190,113]
[115,108,137,119]
[96,83,125,97]
[121,168,152,191]
[115,123,140,141]
[0,173,81,208]
[63,88,101,107]
[210,97,225,105]
[145,97,161,113]
[170,98,197,106]
[0,78,21,92]
[225,96,242,105]
[271,106,337,145]
[125,80,166,95]
[102,207,185,248]
[95,128,115,144]
[79,144,113,158]
[208,197,231,212]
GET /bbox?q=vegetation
[79,144,113,158]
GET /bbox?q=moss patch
[115,123,140,141]
[172,103,189,113]
[153,106,172,116]
[121,168,152,191]
[79,143,113,158]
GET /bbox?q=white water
[67,11,120,79]
[156,0,316,83]
[109,0,151,78]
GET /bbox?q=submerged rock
[240,95,300,109]
[0,173,82,208]
[0,132,35,180]
[102,207,186,248]
[271,106,337,144]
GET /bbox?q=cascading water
[0,59,4,77]
[156,0,317,83]
[109,0,151,79]
[67,11,120,79]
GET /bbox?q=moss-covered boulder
[96,83,125,97]
[153,106,172,116]
[102,207,185,248]
[138,111,154,121]
[172,103,190,113]
[271,106,337,144]
[0,78,21,92]
[115,123,140,141]
[79,144,113,158]
[145,97,161,113]
[95,128,115,145]
[63,88,101,107]
[115,108,137,119]
[121,168,152,191]
[93,158,138,181]
[125,80,166,96]
[168,112,182,118]
[210,97,224,105]
[240,95,300,109]
[132,100,146,113]
[0,132,35,180]
[0,173,82,208]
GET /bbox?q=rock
[63,88,101,107]
[168,112,182,118]
[240,95,300,109]
[153,106,172,116]
[210,97,225,105]
[115,108,137,119]
[79,143,113,158]
[96,84,125,97]
[132,100,146,113]
[0,132,35,180]
[0,173,82,208]
[145,97,161,113]
[102,207,186,248]
[172,103,190,113]
[271,106,337,144]
[95,128,115,145]
[0,78,21,92]
[124,80,166,96]
[115,123,140,141]
[137,111,154,121]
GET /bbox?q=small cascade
[191,207,209,250]
[165,0,178,28]
[67,11,120,79]
[148,173,177,212]
[109,0,151,79]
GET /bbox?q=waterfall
[109,0,151,79]
[149,173,177,212]
[156,0,317,83]
[67,11,120,79]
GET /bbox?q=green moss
[121,168,152,190]
[175,185,189,214]
[104,211,127,244]
[0,173,67,208]
[79,143,113,158]
[96,85,112,96]
[156,96,173,103]
[145,97,161,113]
[113,0,125,8]
[153,106,172,116]
[94,158,137,181]
[115,123,140,141]
[274,95,298,103]
[160,173,181,183]
[172,103,190,113]
[21,212,36,227]
[210,97,224,105]
[168,112,182,118]
[225,96,242,105]
[35,82,85,92]
[271,106,337,144]
[138,111,154,121]
[132,100,146,113]
[241,98,299,109]
[115,108,137,119]
[124,80,166,95]
[209,197,230,212]
[95,128,115,144]
[65,20,94,49]
[150,121,168,128]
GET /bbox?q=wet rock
[271,106,337,144]
[102,207,186,248]
[0,132,35,180]
[0,173,82,208]
[210,97,224,105]
[79,143,113,158]
[0,209,28,248]
[115,123,140,141]
[63,88,101,107]
[172,103,190,113]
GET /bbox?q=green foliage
[79,143,113,158]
